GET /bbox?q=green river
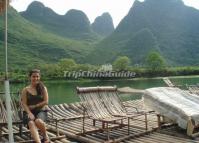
[1,76,199,105]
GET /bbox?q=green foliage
[87,0,199,66]
[0,7,95,71]
[40,64,61,79]
[75,64,98,71]
[166,66,199,76]
[1,0,199,74]
[113,56,131,71]
[91,12,114,37]
[145,51,166,71]
[58,58,77,72]
[8,63,199,81]
[20,2,101,41]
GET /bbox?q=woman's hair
[36,81,45,96]
[29,69,40,77]
[29,69,44,95]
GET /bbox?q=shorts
[23,109,47,125]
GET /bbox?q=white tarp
[143,87,199,129]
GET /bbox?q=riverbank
[1,66,199,83]
[7,74,198,83]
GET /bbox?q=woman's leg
[35,118,49,142]
[28,120,41,143]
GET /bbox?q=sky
[10,0,199,27]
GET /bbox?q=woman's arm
[21,88,35,120]
[21,88,31,114]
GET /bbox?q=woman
[21,69,50,143]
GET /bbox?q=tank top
[26,91,44,111]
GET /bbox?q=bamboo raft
[187,85,199,95]
[1,99,199,143]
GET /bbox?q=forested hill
[92,12,114,37]
[0,7,95,70]
[20,1,98,41]
[0,1,114,71]
[1,0,199,71]
[20,1,114,40]
[87,0,199,66]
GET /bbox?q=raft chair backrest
[98,87,127,116]
[76,86,127,117]
[187,85,199,95]
[0,92,21,123]
[77,86,118,119]
[163,77,175,87]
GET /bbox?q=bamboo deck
[1,99,199,143]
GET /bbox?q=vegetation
[145,51,166,71]
[1,0,199,82]
[20,1,102,41]
[0,7,95,71]
[87,0,199,66]
[91,12,114,37]
[58,59,77,71]
[1,57,199,82]
[113,56,131,71]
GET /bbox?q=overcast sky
[10,0,199,27]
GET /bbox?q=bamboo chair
[163,77,182,88]
[10,89,65,143]
[186,84,199,96]
[76,86,129,141]
[19,99,64,142]
[0,91,64,142]
[0,92,23,140]
[97,86,154,131]
[163,77,176,87]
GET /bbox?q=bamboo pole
[2,0,14,142]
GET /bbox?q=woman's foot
[43,134,50,143]
[44,137,50,143]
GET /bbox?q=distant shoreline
[1,74,199,84]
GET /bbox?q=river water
[1,76,199,105]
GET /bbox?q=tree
[58,58,77,71]
[41,64,61,78]
[113,56,130,71]
[146,51,166,71]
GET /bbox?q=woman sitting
[21,69,50,143]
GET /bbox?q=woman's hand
[28,105,36,110]
[28,112,35,120]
